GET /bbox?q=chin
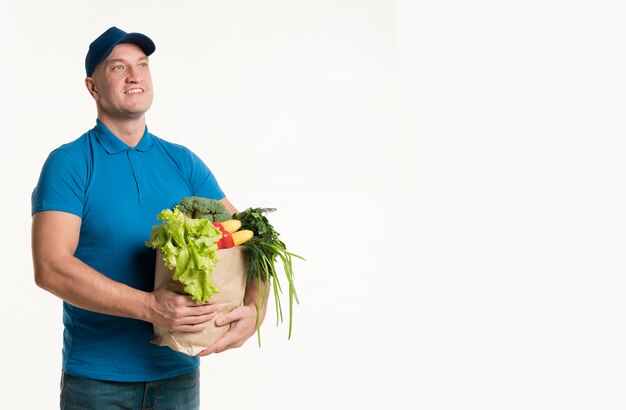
[127,104,152,116]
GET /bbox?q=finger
[198,344,217,356]
[214,315,229,327]
[214,308,245,327]
[173,322,209,333]
[203,332,238,355]
[198,314,256,355]
[167,308,217,332]
[179,309,217,325]
[179,303,219,319]
[181,297,217,308]
[191,303,220,315]
[197,348,212,357]
[173,310,221,332]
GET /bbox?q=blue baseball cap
[85,26,156,77]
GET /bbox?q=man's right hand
[149,286,218,333]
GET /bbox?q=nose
[126,67,143,83]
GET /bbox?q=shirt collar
[94,119,155,154]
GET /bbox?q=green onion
[234,208,304,341]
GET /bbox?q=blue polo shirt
[32,120,225,381]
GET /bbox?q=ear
[85,77,99,100]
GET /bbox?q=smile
[125,89,144,94]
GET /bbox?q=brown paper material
[152,246,247,356]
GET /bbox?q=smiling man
[31,27,268,409]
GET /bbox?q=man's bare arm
[32,210,217,332]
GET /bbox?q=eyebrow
[105,56,149,67]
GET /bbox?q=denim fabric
[60,370,200,410]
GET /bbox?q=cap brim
[93,33,156,74]
[118,32,156,56]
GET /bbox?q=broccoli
[175,196,232,222]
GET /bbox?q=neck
[97,114,146,147]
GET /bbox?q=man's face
[88,43,154,120]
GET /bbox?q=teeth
[126,89,143,94]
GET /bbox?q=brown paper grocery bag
[152,246,247,356]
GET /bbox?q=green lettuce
[146,208,222,303]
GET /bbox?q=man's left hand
[197,304,259,356]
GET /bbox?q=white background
[1,1,625,409]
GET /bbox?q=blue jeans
[60,370,200,410]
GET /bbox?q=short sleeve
[186,150,225,200]
[31,149,87,217]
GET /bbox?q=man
[31,26,267,409]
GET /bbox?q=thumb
[214,313,232,327]
[215,307,245,326]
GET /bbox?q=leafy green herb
[233,207,278,242]
[234,207,304,339]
